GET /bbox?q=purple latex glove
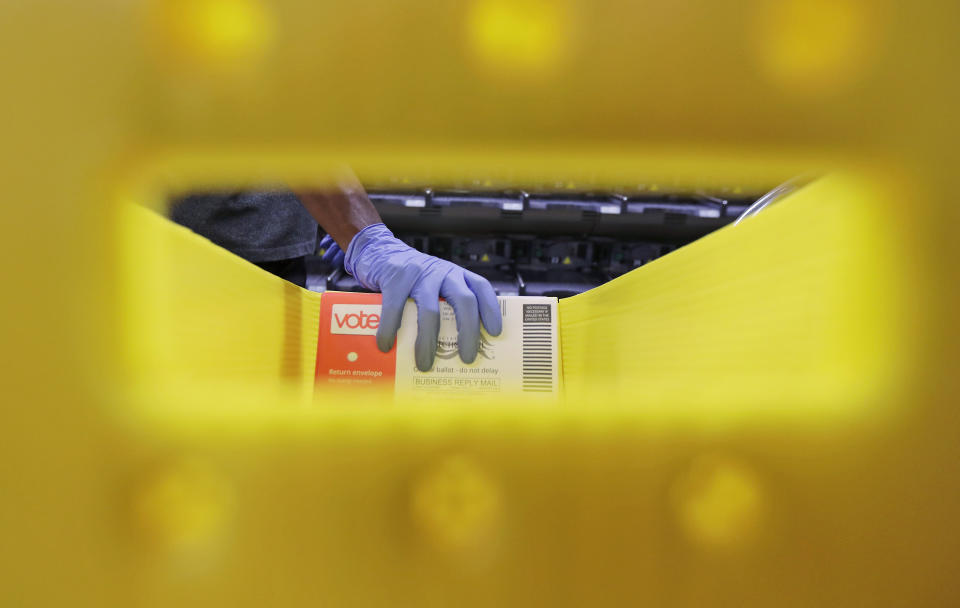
[345,223,502,372]
[318,234,345,268]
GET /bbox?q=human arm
[293,174,502,372]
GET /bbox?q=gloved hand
[344,223,502,372]
[318,234,345,268]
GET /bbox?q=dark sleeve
[170,191,319,263]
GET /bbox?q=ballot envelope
[315,292,561,397]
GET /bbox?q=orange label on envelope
[315,292,396,388]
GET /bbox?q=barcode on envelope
[521,320,554,392]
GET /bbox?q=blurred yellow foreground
[1,0,958,606]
